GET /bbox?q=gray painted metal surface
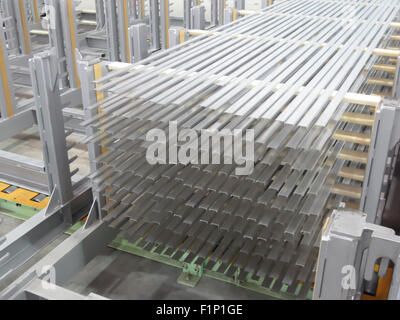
[314,210,400,300]
[80,0,400,298]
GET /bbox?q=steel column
[361,99,400,224]
[58,0,80,88]
[149,0,161,51]
[160,0,169,50]
[131,24,149,62]
[234,0,245,10]
[184,0,192,29]
[95,0,106,30]
[29,49,74,211]
[314,210,400,300]
[104,0,120,61]
[45,0,70,89]
[0,219,117,300]
[0,30,16,119]
[191,5,206,30]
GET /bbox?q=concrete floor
[0,129,270,299]
[0,212,269,300]
[66,247,269,300]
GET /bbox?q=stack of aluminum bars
[83,0,399,299]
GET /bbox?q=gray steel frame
[1,0,32,55]
[0,51,117,300]
[360,98,400,224]
[314,209,400,300]
[191,5,206,30]
[2,1,400,301]
[0,28,16,119]
[0,49,92,292]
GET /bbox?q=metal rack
[0,0,399,300]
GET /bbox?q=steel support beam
[95,0,106,30]
[0,179,91,285]
[58,0,80,88]
[234,0,245,10]
[184,0,192,29]
[116,0,131,63]
[44,0,69,89]
[0,218,117,300]
[218,0,225,26]
[361,99,400,224]
[191,5,206,30]
[77,55,106,217]
[13,0,32,55]
[169,27,185,48]
[0,30,16,119]
[0,110,35,142]
[104,0,120,61]
[210,0,218,27]
[130,24,149,62]
[29,49,74,212]
[224,7,234,24]
[0,150,47,194]
[314,210,400,300]
[149,0,161,51]
[0,48,92,287]
[160,0,170,50]
[261,0,273,8]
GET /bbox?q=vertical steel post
[10,0,32,54]
[184,0,191,29]
[45,0,69,89]
[361,99,400,224]
[138,0,145,20]
[234,0,245,10]
[104,0,120,61]
[32,0,40,24]
[59,0,80,88]
[261,0,273,8]
[116,0,131,63]
[160,0,169,50]
[168,27,185,48]
[191,5,205,30]
[130,24,149,62]
[149,0,160,51]
[95,0,106,30]
[210,0,218,27]
[0,30,16,119]
[29,49,74,220]
[218,0,225,25]
[77,55,106,217]
[224,7,233,24]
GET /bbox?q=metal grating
[83,0,400,298]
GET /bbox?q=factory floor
[0,127,269,300]
[0,211,268,300]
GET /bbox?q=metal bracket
[44,186,60,216]
[314,210,400,300]
[83,199,101,229]
[361,99,400,224]
[177,261,204,287]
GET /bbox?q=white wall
[76,0,96,11]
